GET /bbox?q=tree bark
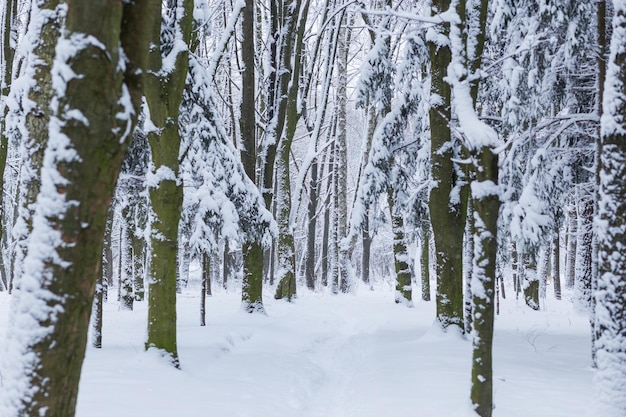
[421,220,431,301]
[0,0,156,415]
[240,0,265,312]
[565,201,577,288]
[552,223,562,300]
[388,187,412,305]
[595,3,626,413]
[144,0,193,366]
[428,0,466,330]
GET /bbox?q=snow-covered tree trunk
[120,206,134,310]
[274,139,297,300]
[551,223,562,300]
[144,0,193,367]
[566,201,578,288]
[10,0,63,290]
[336,16,351,294]
[539,247,550,303]
[575,195,593,311]
[273,0,309,301]
[240,0,265,312]
[0,0,18,290]
[428,0,466,331]
[511,242,520,298]
[388,187,412,306]
[465,198,475,333]
[0,0,155,414]
[523,249,540,310]
[132,201,147,302]
[201,252,209,326]
[594,2,626,413]
[448,0,497,411]
[305,151,319,290]
[421,220,431,301]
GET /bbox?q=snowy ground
[0,280,592,417]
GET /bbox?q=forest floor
[0,274,592,417]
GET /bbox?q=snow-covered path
[0,285,592,416]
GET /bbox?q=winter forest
[0,0,625,416]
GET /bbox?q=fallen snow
[0,277,592,417]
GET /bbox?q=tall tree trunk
[10,0,63,290]
[0,0,155,414]
[274,0,310,300]
[470,149,500,417]
[240,0,265,312]
[591,0,607,369]
[144,0,193,366]
[336,14,351,294]
[595,2,626,412]
[428,0,466,331]
[0,0,18,291]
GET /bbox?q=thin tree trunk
[305,156,319,290]
[388,187,412,305]
[539,246,550,304]
[421,220,431,301]
[566,201,577,288]
[575,196,593,311]
[552,223,562,300]
[201,252,209,326]
[523,249,540,310]
[465,197,474,333]
[511,242,519,298]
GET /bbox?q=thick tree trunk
[0,0,155,415]
[10,0,63,289]
[595,3,626,412]
[470,149,500,417]
[144,0,193,366]
[0,0,18,291]
[240,0,265,311]
[428,0,466,330]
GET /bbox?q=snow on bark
[594,2,626,415]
